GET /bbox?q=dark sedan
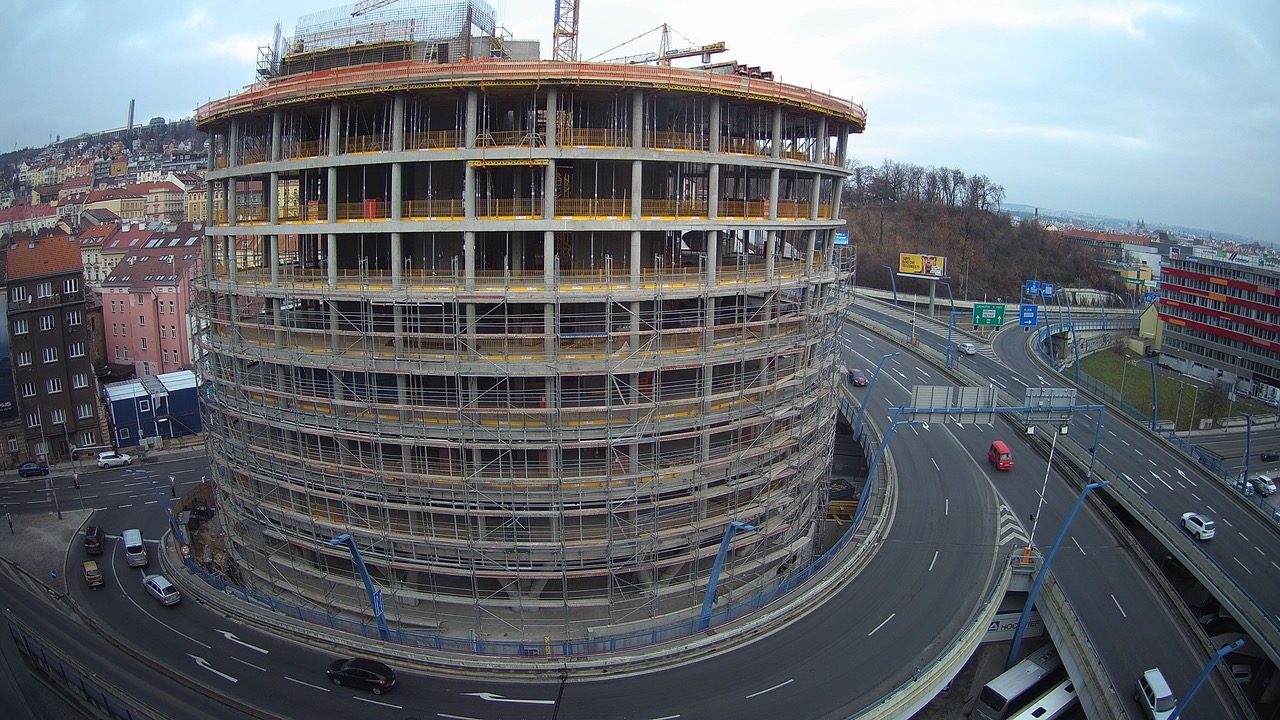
[325,657,397,695]
[18,461,49,478]
[1262,450,1279,462]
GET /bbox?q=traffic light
[73,475,80,489]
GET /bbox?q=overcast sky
[3,0,1276,240]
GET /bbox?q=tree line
[841,159,1120,302]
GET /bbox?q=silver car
[96,451,133,468]
[142,574,181,605]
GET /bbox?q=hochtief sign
[898,252,947,278]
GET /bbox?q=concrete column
[805,228,818,274]
[768,167,780,220]
[810,171,822,220]
[392,94,405,152]
[227,179,238,229]
[269,173,280,224]
[465,89,479,148]
[630,230,641,287]
[631,91,644,149]
[225,234,237,284]
[630,160,643,219]
[770,106,782,159]
[327,167,338,223]
[271,109,282,162]
[463,231,475,291]
[708,164,720,219]
[709,97,721,153]
[229,119,240,166]
[543,159,556,218]
[706,229,718,286]
[391,162,403,221]
[544,230,556,286]
[766,230,776,279]
[327,233,338,290]
[815,115,827,165]
[391,232,403,290]
[545,87,558,147]
[328,101,341,156]
[464,164,475,219]
[269,234,279,286]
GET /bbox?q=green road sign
[972,302,1005,327]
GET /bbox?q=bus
[1007,678,1078,720]
[972,646,1064,720]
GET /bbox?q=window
[36,282,52,298]
[26,413,41,429]
[119,427,131,440]
[69,342,85,358]
[66,310,82,326]
[13,319,28,335]
[39,314,55,331]
[73,373,89,389]
[6,435,16,453]
[78,431,95,447]
[139,315,146,327]
[169,300,175,314]
[139,399,151,412]
[141,337,148,351]
[17,351,31,367]
[47,378,63,394]
[42,347,59,363]
[111,300,117,313]
[63,277,79,293]
[50,408,66,425]
[20,383,35,398]
[9,287,23,303]
[77,404,94,420]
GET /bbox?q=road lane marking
[188,654,238,683]
[218,630,269,654]
[1121,439,1131,447]
[928,551,939,572]
[229,656,267,671]
[1111,595,1127,618]
[945,498,950,516]
[353,696,402,709]
[868,613,895,636]
[745,679,794,699]
[463,692,555,705]
[1255,546,1265,556]
[1234,557,1253,575]
[1072,537,1086,555]
[439,715,487,720]
[931,458,940,472]
[284,676,331,691]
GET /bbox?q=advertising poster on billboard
[898,253,947,278]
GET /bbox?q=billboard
[898,253,947,278]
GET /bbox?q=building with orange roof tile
[100,222,155,281]
[75,224,120,287]
[5,230,107,464]
[0,202,62,238]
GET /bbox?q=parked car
[142,574,181,605]
[957,342,978,356]
[326,657,397,695]
[1250,474,1276,496]
[1180,512,1215,540]
[96,451,133,468]
[17,461,49,478]
[847,367,869,386]
[1261,450,1279,462]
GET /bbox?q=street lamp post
[1120,355,1132,407]
[882,265,898,306]
[853,352,901,442]
[1241,412,1254,485]
[938,280,957,370]
[700,520,757,630]
[1143,360,1160,432]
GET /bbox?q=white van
[122,528,148,567]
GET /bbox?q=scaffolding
[196,54,858,642]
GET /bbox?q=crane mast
[552,0,580,61]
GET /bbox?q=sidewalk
[0,509,93,598]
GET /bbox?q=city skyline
[2,0,1276,242]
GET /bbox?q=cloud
[201,35,262,63]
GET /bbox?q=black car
[326,657,396,694]
[1262,450,1279,462]
[18,461,49,478]
[847,368,869,387]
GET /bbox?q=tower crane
[352,0,400,16]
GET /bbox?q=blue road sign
[834,230,849,245]
[1041,283,1055,298]
[1019,304,1039,326]
[1025,280,1040,296]
[1143,291,1157,303]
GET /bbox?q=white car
[96,451,133,468]
[1180,512,1215,540]
[1250,474,1276,496]
[957,342,978,356]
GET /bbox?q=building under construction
[194,0,866,641]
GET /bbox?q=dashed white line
[931,458,940,472]
[1111,595,1128,618]
[353,696,402,709]
[869,613,896,636]
[928,551,939,572]
[1071,537,1086,556]
[229,656,267,672]
[746,679,794,699]
[1255,546,1265,556]
[284,676,331,692]
[945,499,950,516]
[1234,557,1253,575]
